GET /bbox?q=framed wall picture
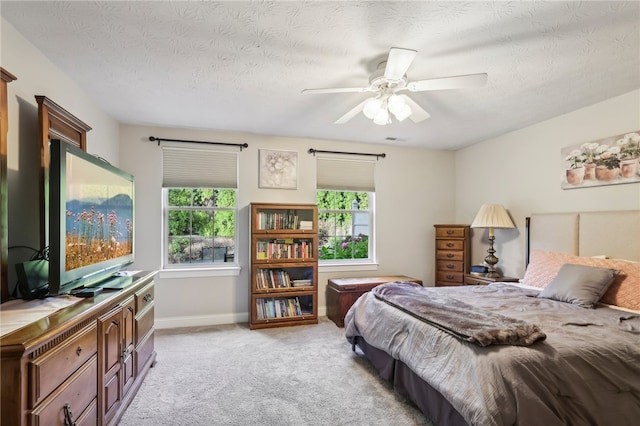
[561,130,640,189]
[259,149,298,189]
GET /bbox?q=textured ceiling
[2,1,639,150]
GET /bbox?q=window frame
[161,187,240,278]
[316,190,376,268]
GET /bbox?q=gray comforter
[344,283,640,426]
[372,282,546,346]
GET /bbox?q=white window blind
[162,146,238,188]
[316,157,375,191]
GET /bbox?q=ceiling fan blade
[384,47,417,81]
[407,73,488,92]
[301,87,371,95]
[399,95,430,123]
[334,99,369,124]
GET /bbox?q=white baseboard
[155,307,327,329]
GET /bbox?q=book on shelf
[256,296,305,319]
[256,210,303,230]
[292,279,312,287]
[256,239,313,260]
[299,220,313,230]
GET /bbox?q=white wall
[119,125,456,327]
[455,90,640,279]
[2,18,120,289]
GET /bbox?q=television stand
[1,270,157,426]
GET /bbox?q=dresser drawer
[435,227,467,238]
[29,355,98,426]
[436,240,465,250]
[436,250,464,261]
[436,260,464,272]
[436,271,464,284]
[135,282,154,312]
[29,323,97,407]
[136,331,155,376]
[136,304,155,343]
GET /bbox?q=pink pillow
[523,250,640,311]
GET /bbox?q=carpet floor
[118,317,432,426]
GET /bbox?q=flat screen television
[49,139,135,295]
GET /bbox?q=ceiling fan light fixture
[387,94,405,114]
[393,104,412,122]
[363,98,382,119]
[373,108,389,125]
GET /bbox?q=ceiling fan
[301,47,487,125]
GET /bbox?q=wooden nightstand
[464,274,520,286]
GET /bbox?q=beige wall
[455,90,640,279]
[119,125,456,327]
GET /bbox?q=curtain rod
[149,136,248,150]
[307,148,386,159]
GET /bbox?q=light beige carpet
[118,317,432,426]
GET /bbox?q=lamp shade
[470,204,515,229]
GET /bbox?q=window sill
[319,262,378,273]
[159,265,241,279]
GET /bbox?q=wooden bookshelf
[249,203,318,329]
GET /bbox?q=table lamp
[470,204,515,278]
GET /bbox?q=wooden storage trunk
[326,275,423,327]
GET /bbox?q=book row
[255,240,313,260]
[255,211,313,230]
[256,297,308,319]
[255,269,313,289]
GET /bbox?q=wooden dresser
[434,225,470,286]
[1,271,156,426]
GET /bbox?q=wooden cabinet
[1,271,156,426]
[434,225,470,286]
[1,68,17,303]
[327,276,423,327]
[249,203,318,329]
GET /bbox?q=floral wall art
[561,131,640,189]
[259,149,298,189]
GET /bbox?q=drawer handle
[446,242,454,247]
[446,253,454,258]
[446,230,454,235]
[446,264,454,269]
[63,403,76,426]
[143,293,153,302]
[446,274,455,280]
[75,346,82,356]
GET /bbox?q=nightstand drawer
[436,260,464,272]
[465,275,489,285]
[464,274,520,286]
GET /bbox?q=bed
[344,210,640,426]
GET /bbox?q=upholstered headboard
[526,210,640,264]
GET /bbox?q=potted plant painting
[617,132,640,178]
[564,150,586,185]
[580,142,600,180]
[594,145,621,181]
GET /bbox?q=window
[316,156,375,264]
[164,188,236,266]
[317,191,373,262]
[161,146,238,271]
